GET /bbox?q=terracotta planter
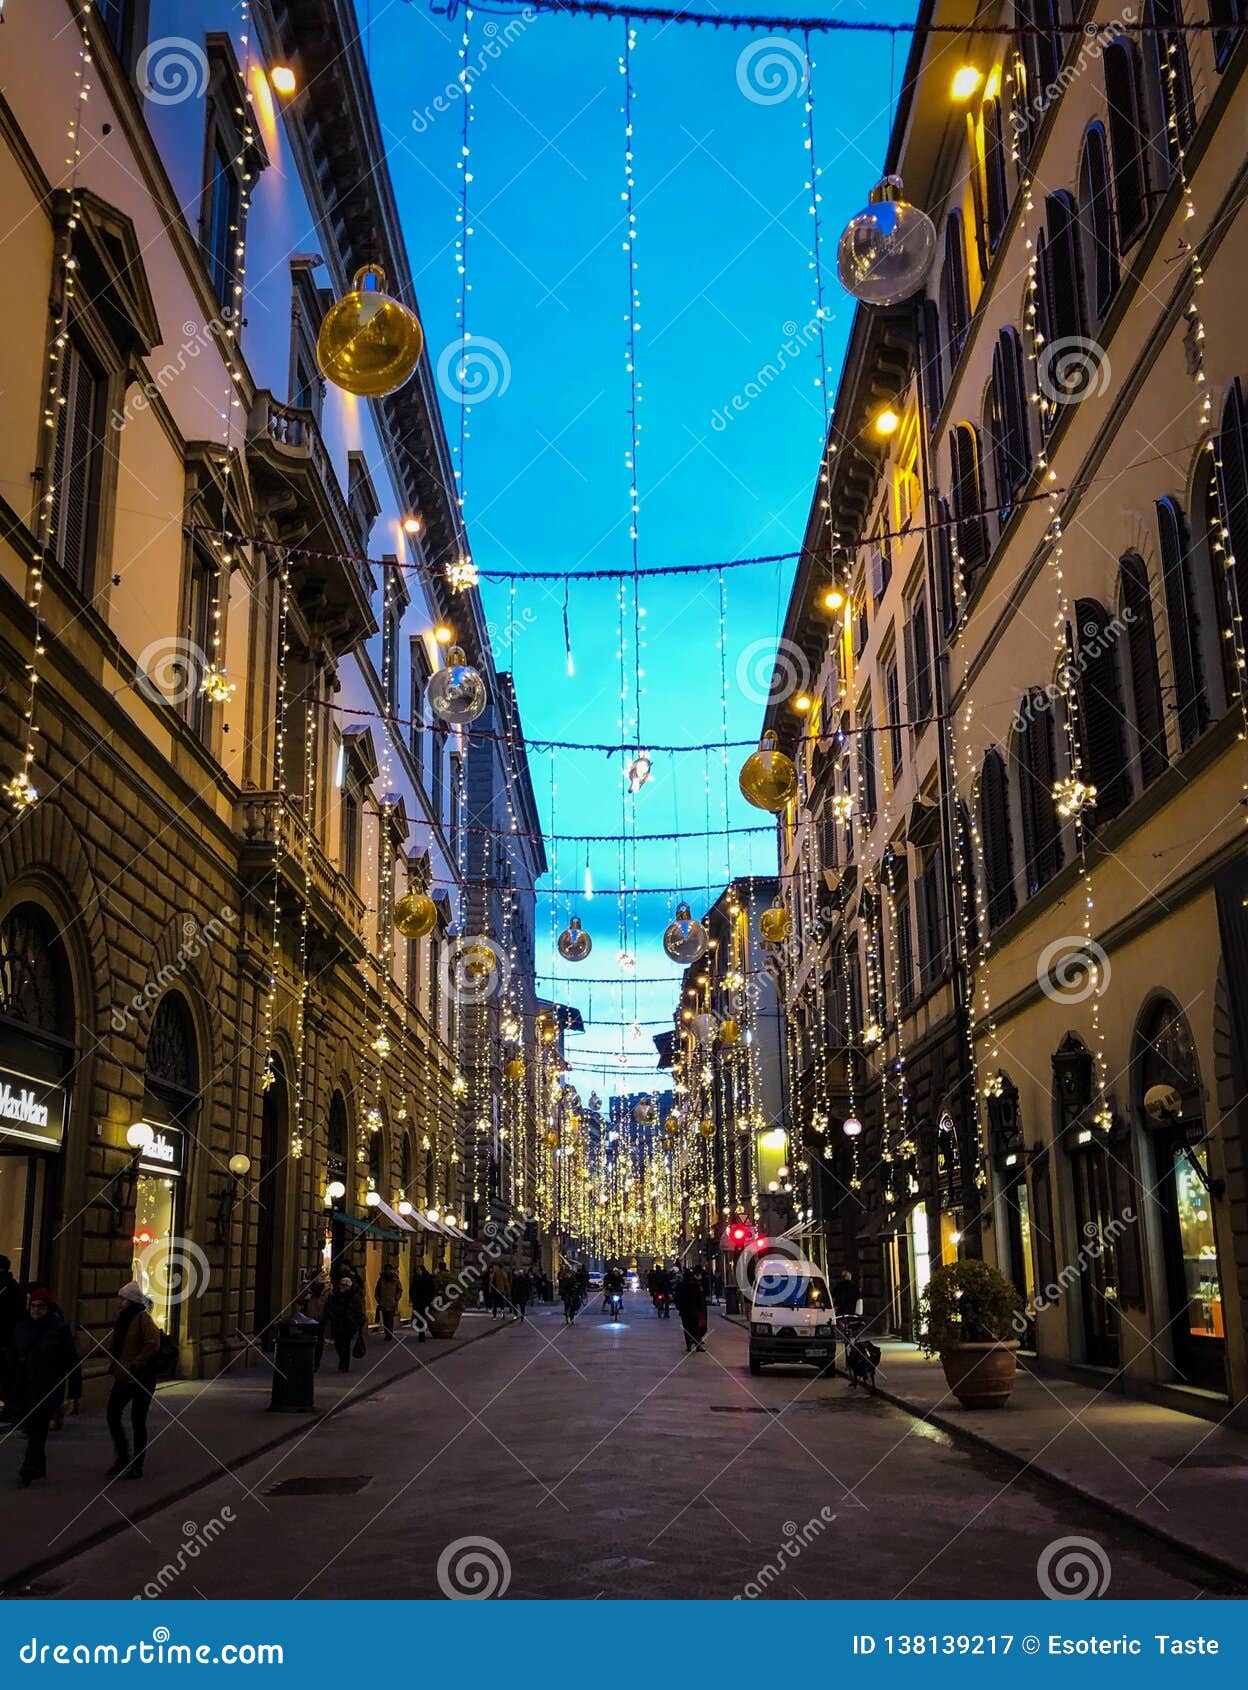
[939,1340,1019,1408]
[426,1281,466,1339]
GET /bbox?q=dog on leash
[844,1334,881,1390]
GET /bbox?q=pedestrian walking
[558,1267,579,1325]
[105,1281,162,1480]
[409,1262,436,1341]
[300,1273,329,1371]
[326,1276,365,1372]
[0,1254,24,1424]
[673,1270,708,1354]
[11,1287,82,1487]
[374,1264,402,1342]
[488,1263,511,1318]
[831,1268,861,1374]
[511,1269,531,1321]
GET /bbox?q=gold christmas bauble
[759,896,793,944]
[718,1017,741,1046]
[393,889,437,940]
[663,1118,679,1136]
[505,1057,525,1082]
[316,265,424,398]
[544,1130,559,1148]
[698,1118,716,1139]
[738,730,798,812]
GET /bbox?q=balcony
[246,392,377,650]
[234,790,367,962]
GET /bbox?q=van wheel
[749,1357,762,1376]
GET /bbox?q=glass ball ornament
[836,175,937,308]
[426,645,486,727]
[692,1012,719,1046]
[393,889,437,940]
[556,916,592,962]
[663,901,708,964]
[663,1117,680,1136]
[505,1057,525,1083]
[698,1118,716,1139]
[316,265,424,398]
[634,1097,657,1127]
[738,730,798,813]
[718,1016,741,1047]
[842,1115,863,1139]
[758,896,793,945]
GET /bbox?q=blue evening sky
[364,1,918,1094]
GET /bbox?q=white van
[747,1257,837,1376]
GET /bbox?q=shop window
[138,994,199,1336]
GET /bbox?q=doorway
[254,1060,289,1337]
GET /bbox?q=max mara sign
[0,1067,68,1151]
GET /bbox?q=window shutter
[908,590,933,722]
[1073,599,1131,822]
[1104,42,1149,248]
[49,340,100,589]
[1151,1,1195,163]
[1217,381,1248,619]
[1018,693,1063,893]
[983,97,1009,251]
[980,750,1016,929]
[1043,192,1085,347]
[1118,553,1168,784]
[956,802,980,953]
[950,425,988,577]
[1156,498,1209,749]
[1079,124,1119,321]
[921,297,945,431]
[942,213,969,363]
[998,329,1031,504]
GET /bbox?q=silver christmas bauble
[663,901,707,964]
[426,645,486,725]
[557,916,592,962]
[837,175,936,307]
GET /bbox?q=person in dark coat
[374,1264,402,1341]
[326,1276,365,1372]
[409,1263,437,1342]
[511,1269,531,1321]
[0,1254,25,1423]
[673,1270,707,1353]
[106,1281,162,1479]
[11,1287,82,1486]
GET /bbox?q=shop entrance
[254,1060,290,1337]
[137,994,199,1341]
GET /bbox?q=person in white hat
[105,1282,161,1480]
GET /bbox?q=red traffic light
[729,1225,750,1246]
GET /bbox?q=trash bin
[269,1322,317,1413]
[724,1284,741,1316]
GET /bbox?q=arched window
[1037,191,1086,354]
[1018,1,1063,122]
[327,1091,348,1161]
[1071,599,1131,824]
[949,423,989,578]
[920,297,945,433]
[424,1144,437,1204]
[1216,379,1248,618]
[982,96,1010,252]
[1118,553,1169,785]
[941,212,970,371]
[0,904,75,1044]
[990,328,1031,517]
[954,800,979,952]
[1147,0,1195,168]
[1077,123,1119,324]
[1197,440,1239,709]
[979,749,1016,930]
[934,495,958,632]
[1156,496,1210,748]
[367,1125,384,1191]
[1103,39,1152,249]
[1014,693,1063,894]
[1211,1,1248,71]
[144,994,199,1125]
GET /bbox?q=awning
[371,1195,416,1234]
[330,1210,402,1242]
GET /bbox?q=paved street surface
[16,1304,1242,1601]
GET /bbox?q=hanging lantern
[698,1118,715,1139]
[718,1016,741,1047]
[836,175,936,307]
[758,896,793,945]
[692,1012,719,1046]
[557,916,592,962]
[426,645,486,726]
[663,901,708,963]
[738,730,798,813]
[505,1057,525,1083]
[393,889,437,940]
[634,1097,657,1126]
[316,265,424,398]
[842,1115,863,1139]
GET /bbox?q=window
[1037,191,1086,361]
[1078,124,1119,324]
[905,585,933,723]
[1156,497,1210,749]
[1118,553,1169,784]
[1071,599,1131,823]
[199,38,268,321]
[921,298,945,433]
[949,423,989,580]
[1216,380,1248,621]
[940,213,971,372]
[204,138,240,313]
[410,638,431,789]
[884,656,903,781]
[1148,1,1195,168]
[341,782,360,884]
[1019,1,1063,118]
[1210,0,1248,69]
[1103,40,1152,249]
[47,333,106,590]
[857,707,878,828]
[990,328,1031,517]
[982,96,1010,253]
[449,755,463,860]
[347,453,381,552]
[869,537,892,603]
[96,0,148,71]
[934,497,958,633]
[289,259,327,423]
[916,846,948,986]
[431,725,447,826]
[979,749,1016,930]
[184,548,216,742]
[895,886,915,1009]
[1014,692,1063,894]
[955,801,980,952]
[382,578,401,716]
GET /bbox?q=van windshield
[754,1271,832,1309]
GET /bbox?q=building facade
[0,0,542,1387]
[766,0,1248,1420]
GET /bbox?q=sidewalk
[720,1314,1248,1582]
[0,1311,512,1595]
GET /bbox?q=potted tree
[426,1268,471,1338]
[917,1259,1024,1408]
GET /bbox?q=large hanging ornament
[758,896,793,945]
[393,889,437,940]
[316,265,424,398]
[663,1117,679,1136]
[718,1017,741,1047]
[663,901,708,964]
[836,175,937,307]
[698,1118,715,1139]
[738,730,798,813]
[693,1012,719,1046]
[557,916,592,962]
[426,645,486,725]
[505,1057,525,1083]
[634,1097,657,1126]
[626,750,652,793]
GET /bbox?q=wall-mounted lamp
[108,1122,154,1235]
[213,1153,252,1243]
[325,1179,346,1208]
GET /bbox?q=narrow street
[29,1306,1240,1602]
